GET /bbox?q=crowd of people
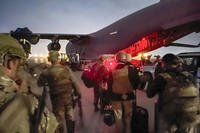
[82,51,200,133]
[0,34,199,133]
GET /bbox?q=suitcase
[131,105,149,133]
[131,89,149,133]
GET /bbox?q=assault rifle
[31,83,48,133]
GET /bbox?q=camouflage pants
[52,104,74,133]
[157,112,197,133]
[112,100,133,133]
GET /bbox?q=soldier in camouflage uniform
[146,53,199,133]
[38,50,81,133]
[0,34,58,133]
[107,52,140,133]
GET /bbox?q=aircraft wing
[165,42,200,48]
[33,33,89,40]
[66,0,200,58]
[2,27,89,44]
[2,0,200,60]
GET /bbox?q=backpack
[160,71,198,102]
[81,63,108,88]
[81,64,97,88]
[159,71,199,124]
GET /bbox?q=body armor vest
[160,71,199,111]
[46,65,73,95]
[159,71,199,125]
[160,72,198,100]
[112,65,133,94]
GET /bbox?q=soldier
[107,52,140,133]
[38,50,81,133]
[146,53,199,133]
[91,55,109,112]
[0,34,58,133]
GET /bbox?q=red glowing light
[103,59,117,70]
[142,37,146,41]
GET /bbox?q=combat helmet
[116,52,126,62]
[0,34,26,64]
[48,50,60,62]
[162,53,180,66]
[126,53,132,62]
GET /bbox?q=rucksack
[160,71,198,102]
[159,71,199,125]
[81,63,108,88]
[81,64,97,88]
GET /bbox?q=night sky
[0,0,199,56]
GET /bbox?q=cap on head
[0,34,26,63]
[48,50,60,62]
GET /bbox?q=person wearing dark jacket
[146,53,199,133]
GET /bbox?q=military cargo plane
[4,0,200,60]
[1,1,200,132]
